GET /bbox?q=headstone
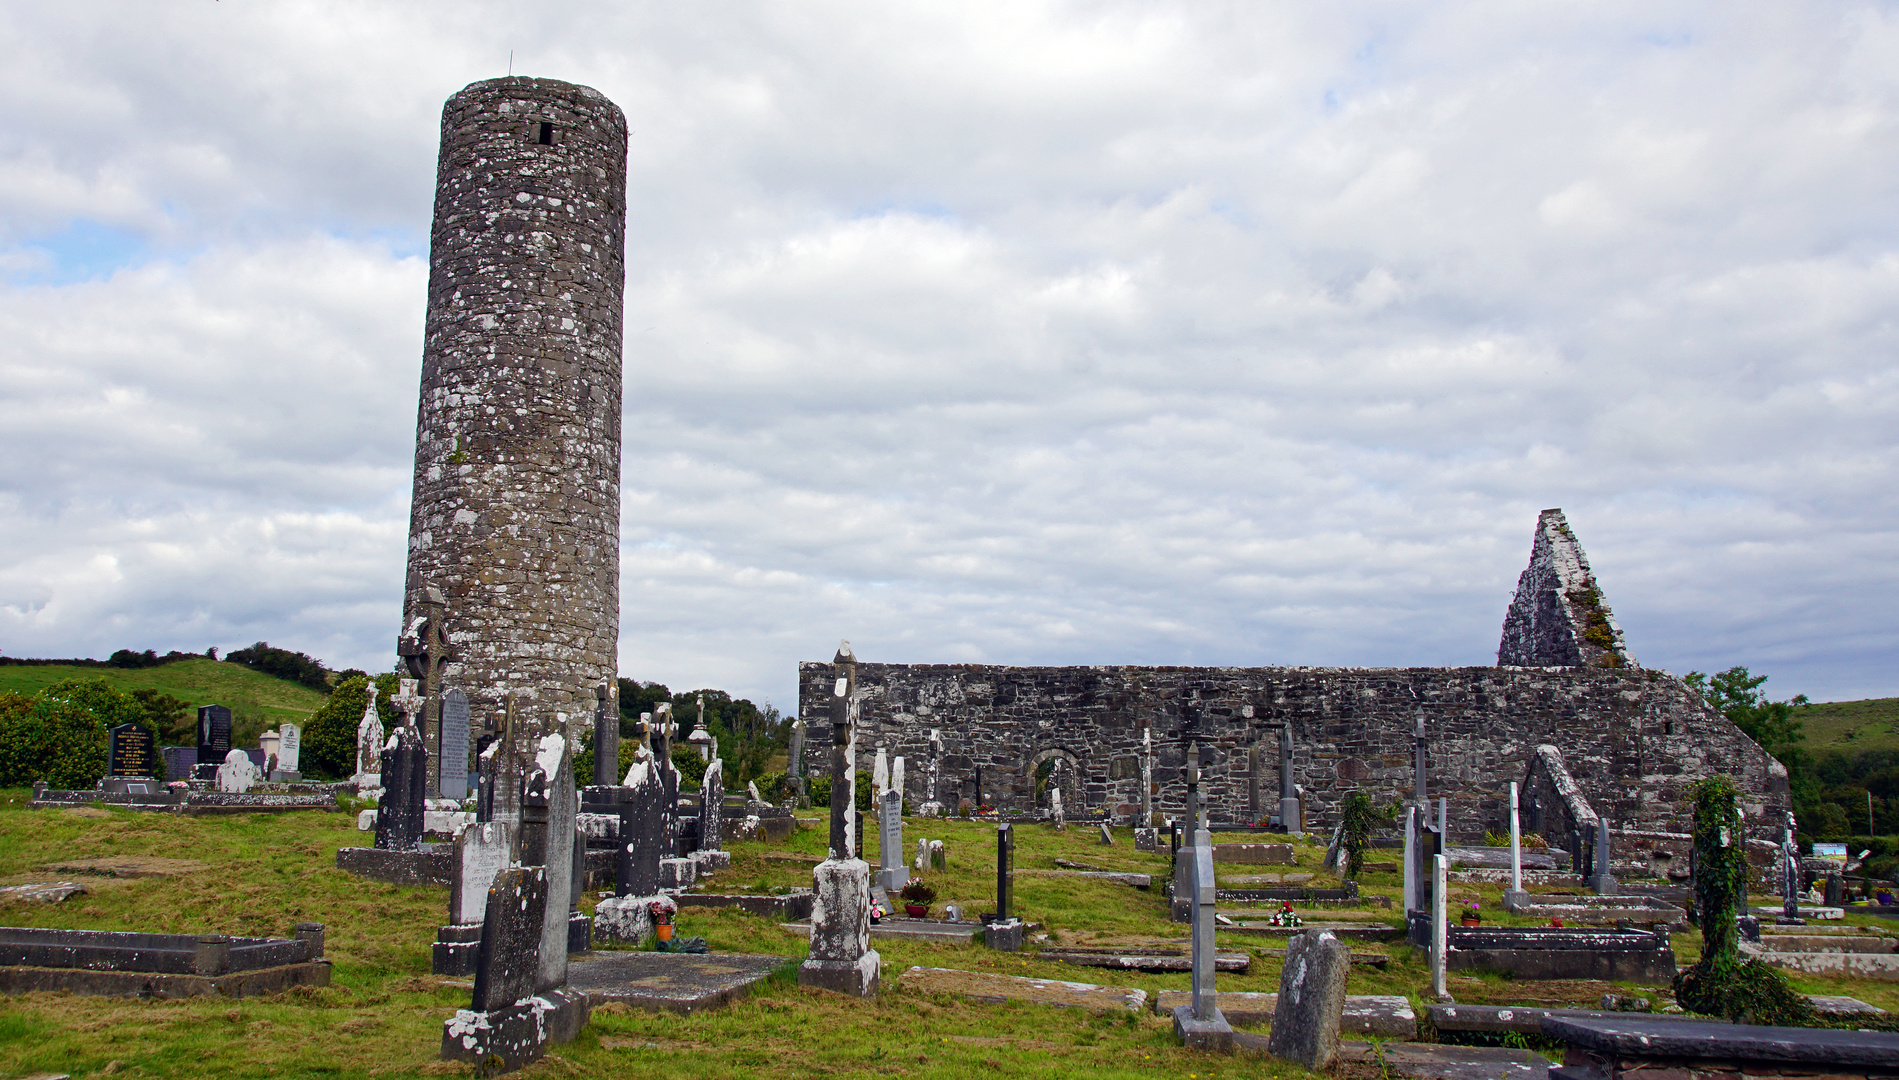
[1265,929,1350,1069]
[919,729,943,817]
[375,723,429,851]
[451,822,513,924]
[915,837,930,872]
[107,723,155,779]
[1781,812,1803,925]
[534,732,576,992]
[1050,782,1065,831]
[995,823,1015,923]
[162,746,196,782]
[880,789,905,892]
[1099,822,1114,845]
[439,689,469,800]
[355,684,384,788]
[274,723,302,781]
[872,744,889,809]
[216,748,261,794]
[472,866,546,1012]
[891,755,905,810]
[196,705,232,776]
[929,839,945,870]
[699,757,724,851]
[617,750,665,897]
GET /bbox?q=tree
[1683,667,1808,754]
[225,642,333,691]
[0,678,152,789]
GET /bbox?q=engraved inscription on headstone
[440,688,470,800]
[196,705,232,766]
[107,723,155,778]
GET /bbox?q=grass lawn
[1797,697,1899,755]
[0,794,1894,1078]
[0,659,330,747]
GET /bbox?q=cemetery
[2,74,1897,1078]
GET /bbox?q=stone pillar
[1266,929,1350,1070]
[402,77,625,738]
[1172,832,1231,1050]
[1431,853,1449,1002]
[592,683,619,788]
[1135,726,1157,850]
[535,733,576,991]
[829,642,855,858]
[1279,724,1301,837]
[1402,805,1418,915]
[799,858,880,996]
[1589,817,1619,895]
[786,718,806,794]
[1780,813,1803,925]
[984,823,1022,950]
[1505,782,1529,910]
[1413,712,1428,805]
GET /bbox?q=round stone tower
[402,77,626,741]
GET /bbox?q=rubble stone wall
[403,77,627,737]
[797,662,1788,843]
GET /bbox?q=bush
[671,745,707,792]
[301,674,399,781]
[225,642,332,691]
[808,775,832,807]
[0,678,154,789]
[574,733,645,787]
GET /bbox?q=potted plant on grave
[899,879,937,918]
[1461,900,1482,927]
[648,898,676,946]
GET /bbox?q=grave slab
[1337,1041,1553,1080]
[1539,1015,1899,1078]
[1212,843,1295,865]
[1154,991,1416,1037]
[779,918,982,945]
[0,882,86,903]
[898,965,1146,1014]
[1429,1004,1731,1037]
[1017,869,1151,888]
[565,951,788,1014]
[1041,947,1250,973]
[674,893,814,920]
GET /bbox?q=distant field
[1797,697,1899,755]
[0,658,329,746]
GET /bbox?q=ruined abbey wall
[796,661,1788,843]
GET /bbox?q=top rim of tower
[447,76,625,126]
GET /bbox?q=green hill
[0,658,329,749]
[1798,697,1899,755]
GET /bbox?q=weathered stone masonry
[797,663,1785,842]
[796,511,1788,843]
[402,77,627,739]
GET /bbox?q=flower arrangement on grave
[869,902,886,924]
[1461,900,1482,926]
[899,878,937,918]
[1268,900,1302,927]
[647,898,677,944]
[166,781,188,791]
[1548,917,1563,927]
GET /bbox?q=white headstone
[891,756,905,805]
[276,724,301,775]
[451,821,512,924]
[872,745,889,804]
[216,748,261,793]
[356,683,385,785]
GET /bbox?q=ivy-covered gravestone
[1673,775,1812,1026]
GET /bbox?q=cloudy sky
[1,2,1894,710]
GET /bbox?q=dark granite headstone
[592,687,619,788]
[375,724,428,851]
[195,705,231,776]
[617,754,665,897]
[107,723,155,778]
[439,688,469,800]
[472,866,547,1011]
[162,746,196,782]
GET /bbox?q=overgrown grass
[0,658,329,744]
[1798,697,1899,754]
[1,798,1896,1076]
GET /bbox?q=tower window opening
[537,122,554,145]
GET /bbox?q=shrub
[808,775,832,807]
[1339,790,1397,880]
[0,678,153,789]
[225,642,332,691]
[671,744,708,792]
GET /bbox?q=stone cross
[1141,726,1154,826]
[924,729,943,815]
[398,586,452,796]
[592,683,619,788]
[828,642,856,859]
[1171,819,1232,1050]
[1781,811,1802,924]
[1186,742,1203,833]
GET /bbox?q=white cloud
[0,1,1893,709]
